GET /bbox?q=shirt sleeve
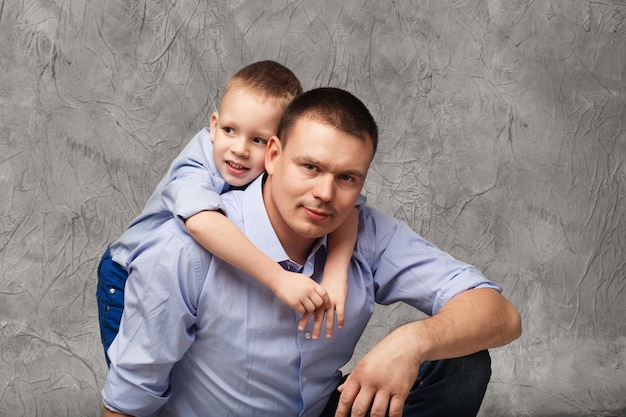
[358,206,502,316]
[102,224,209,416]
[159,129,228,232]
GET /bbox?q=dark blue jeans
[320,350,491,417]
[96,246,128,366]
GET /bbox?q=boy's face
[210,87,284,187]
[264,118,373,245]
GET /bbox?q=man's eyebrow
[296,155,367,179]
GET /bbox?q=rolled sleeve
[158,128,228,232]
[162,164,226,233]
[359,206,501,316]
[102,223,208,416]
[102,371,170,416]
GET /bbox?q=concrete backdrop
[1,0,624,416]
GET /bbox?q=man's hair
[222,60,303,109]
[277,87,378,156]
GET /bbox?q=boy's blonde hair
[222,60,303,109]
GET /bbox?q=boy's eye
[224,127,235,135]
[252,137,268,145]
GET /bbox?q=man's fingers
[334,379,359,417]
[387,394,406,417]
[369,392,391,417]
[341,386,375,417]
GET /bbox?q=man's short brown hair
[277,87,378,157]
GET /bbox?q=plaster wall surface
[0,1,624,416]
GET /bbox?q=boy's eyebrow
[296,155,367,179]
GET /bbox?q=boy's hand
[271,269,330,318]
[298,304,330,340]
[297,276,348,339]
[322,276,349,338]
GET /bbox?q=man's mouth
[303,206,332,221]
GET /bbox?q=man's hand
[334,288,522,416]
[334,325,421,417]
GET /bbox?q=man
[102,87,521,417]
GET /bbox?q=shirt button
[304,331,311,340]
[109,288,116,294]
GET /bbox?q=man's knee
[403,350,492,417]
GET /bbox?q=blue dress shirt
[109,128,227,268]
[102,175,502,417]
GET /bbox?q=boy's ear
[209,112,219,142]
[265,135,282,174]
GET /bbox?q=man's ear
[265,136,282,174]
[209,112,219,142]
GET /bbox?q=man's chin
[294,222,337,240]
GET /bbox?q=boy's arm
[304,206,358,339]
[185,210,331,316]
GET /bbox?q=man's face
[210,87,284,187]
[264,118,374,246]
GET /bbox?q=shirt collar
[240,175,327,266]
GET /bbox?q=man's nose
[313,175,334,202]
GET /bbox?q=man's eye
[339,174,354,182]
[304,164,316,171]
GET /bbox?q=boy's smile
[210,87,284,187]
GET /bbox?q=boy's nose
[231,138,249,157]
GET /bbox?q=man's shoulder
[355,203,419,257]
[137,218,207,259]
[358,203,400,231]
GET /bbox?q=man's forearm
[407,287,522,363]
[333,287,522,417]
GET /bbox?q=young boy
[97,61,358,365]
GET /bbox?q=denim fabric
[96,246,128,366]
[319,350,492,417]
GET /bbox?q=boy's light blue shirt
[102,175,502,417]
[109,128,226,268]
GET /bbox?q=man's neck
[261,175,317,265]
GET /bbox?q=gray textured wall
[1,1,624,416]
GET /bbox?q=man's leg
[320,350,491,417]
[402,350,491,416]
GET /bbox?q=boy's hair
[222,60,303,109]
[277,87,378,156]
